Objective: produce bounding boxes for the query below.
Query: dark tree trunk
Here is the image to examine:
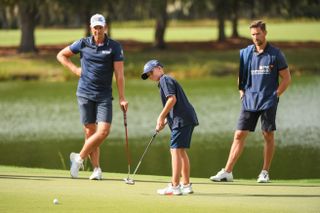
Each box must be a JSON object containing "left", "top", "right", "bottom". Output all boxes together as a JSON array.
[
  {"left": 154, "top": 0, "right": 168, "bottom": 49},
  {"left": 106, "top": 0, "right": 116, "bottom": 37},
  {"left": 231, "top": 0, "right": 239, "bottom": 38},
  {"left": 217, "top": 16, "right": 225, "bottom": 42},
  {"left": 217, "top": 0, "right": 226, "bottom": 42},
  {"left": 106, "top": 17, "right": 112, "bottom": 38},
  {"left": 249, "top": 0, "right": 256, "bottom": 19},
  {"left": 18, "top": 1, "right": 38, "bottom": 53},
  {"left": 83, "top": 9, "right": 91, "bottom": 37},
  {"left": 0, "top": 3, "right": 8, "bottom": 29}
]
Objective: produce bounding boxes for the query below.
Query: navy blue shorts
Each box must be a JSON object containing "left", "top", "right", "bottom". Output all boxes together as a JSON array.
[
  {"left": 77, "top": 96, "right": 112, "bottom": 125},
  {"left": 237, "top": 104, "right": 277, "bottom": 132},
  {"left": 170, "top": 125, "right": 195, "bottom": 149}
]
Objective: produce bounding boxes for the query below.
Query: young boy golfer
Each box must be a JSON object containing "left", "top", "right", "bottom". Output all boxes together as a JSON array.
[{"left": 141, "top": 59, "right": 199, "bottom": 195}]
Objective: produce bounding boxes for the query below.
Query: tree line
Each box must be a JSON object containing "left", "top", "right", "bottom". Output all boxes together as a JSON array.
[{"left": 0, "top": 0, "right": 319, "bottom": 53}]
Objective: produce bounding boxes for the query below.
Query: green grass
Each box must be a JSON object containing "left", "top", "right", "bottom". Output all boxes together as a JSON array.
[
  {"left": 113, "top": 22, "right": 320, "bottom": 42},
  {"left": 0, "top": 166, "right": 319, "bottom": 213},
  {"left": 0, "top": 54, "right": 63, "bottom": 81},
  {"left": 0, "top": 48, "right": 319, "bottom": 81},
  {"left": 0, "top": 21, "right": 319, "bottom": 46}
]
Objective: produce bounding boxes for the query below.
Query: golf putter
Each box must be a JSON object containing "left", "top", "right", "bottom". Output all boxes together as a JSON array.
[
  {"left": 122, "top": 108, "right": 132, "bottom": 183},
  {"left": 124, "top": 130, "right": 158, "bottom": 185}
]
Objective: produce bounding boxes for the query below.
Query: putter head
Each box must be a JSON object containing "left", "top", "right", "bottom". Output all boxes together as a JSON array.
[{"left": 124, "top": 177, "right": 135, "bottom": 185}]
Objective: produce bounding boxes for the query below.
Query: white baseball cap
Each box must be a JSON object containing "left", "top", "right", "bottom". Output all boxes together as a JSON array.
[
  {"left": 141, "top": 59, "right": 163, "bottom": 80},
  {"left": 90, "top": 14, "right": 106, "bottom": 27}
]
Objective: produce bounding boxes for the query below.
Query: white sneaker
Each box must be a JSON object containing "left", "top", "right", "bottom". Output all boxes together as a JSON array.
[
  {"left": 180, "top": 183, "right": 194, "bottom": 194},
  {"left": 157, "top": 183, "right": 182, "bottom": 195},
  {"left": 89, "top": 167, "right": 102, "bottom": 180},
  {"left": 70, "top": 152, "right": 84, "bottom": 178},
  {"left": 209, "top": 168, "right": 233, "bottom": 182},
  {"left": 257, "top": 170, "right": 270, "bottom": 183}
]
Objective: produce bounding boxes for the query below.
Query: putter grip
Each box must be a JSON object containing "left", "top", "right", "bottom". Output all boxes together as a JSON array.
[
  {"left": 154, "top": 130, "right": 158, "bottom": 137},
  {"left": 123, "top": 111, "right": 127, "bottom": 126}
]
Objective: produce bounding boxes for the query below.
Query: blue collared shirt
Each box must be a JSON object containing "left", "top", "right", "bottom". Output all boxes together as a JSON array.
[
  {"left": 159, "top": 75, "right": 199, "bottom": 130},
  {"left": 241, "top": 43, "right": 288, "bottom": 111},
  {"left": 69, "top": 35, "right": 124, "bottom": 101}
]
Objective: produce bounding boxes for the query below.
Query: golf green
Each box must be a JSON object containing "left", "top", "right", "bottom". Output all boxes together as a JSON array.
[{"left": 0, "top": 166, "right": 319, "bottom": 213}]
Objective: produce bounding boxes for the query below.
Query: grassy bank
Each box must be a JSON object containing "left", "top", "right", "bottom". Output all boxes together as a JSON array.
[
  {"left": 0, "top": 166, "right": 319, "bottom": 213},
  {"left": 0, "top": 48, "right": 319, "bottom": 81}
]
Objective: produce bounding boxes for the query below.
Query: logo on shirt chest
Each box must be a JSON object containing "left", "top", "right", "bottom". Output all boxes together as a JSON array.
[
  {"left": 101, "top": 49, "right": 112, "bottom": 54},
  {"left": 251, "top": 65, "right": 273, "bottom": 75},
  {"left": 259, "top": 65, "right": 270, "bottom": 72}
]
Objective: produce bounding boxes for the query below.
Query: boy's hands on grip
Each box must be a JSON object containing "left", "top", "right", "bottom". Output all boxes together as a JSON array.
[{"left": 156, "top": 117, "right": 167, "bottom": 132}]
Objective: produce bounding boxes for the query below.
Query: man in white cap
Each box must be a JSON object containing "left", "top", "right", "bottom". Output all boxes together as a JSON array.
[{"left": 57, "top": 14, "right": 128, "bottom": 180}]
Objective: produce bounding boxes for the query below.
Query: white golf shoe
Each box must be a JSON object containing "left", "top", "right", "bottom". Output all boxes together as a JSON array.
[
  {"left": 89, "top": 167, "right": 102, "bottom": 180},
  {"left": 209, "top": 168, "right": 233, "bottom": 182},
  {"left": 180, "top": 183, "right": 194, "bottom": 194},
  {"left": 257, "top": 170, "right": 270, "bottom": 183},
  {"left": 157, "top": 183, "right": 182, "bottom": 195},
  {"left": 70, "top": 152, "right": 84, "bottom": 178}
]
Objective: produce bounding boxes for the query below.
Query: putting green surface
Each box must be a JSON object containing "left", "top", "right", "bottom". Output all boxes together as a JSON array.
[{"left": 0, "top": 166, "right": 319, "bottom": 213}]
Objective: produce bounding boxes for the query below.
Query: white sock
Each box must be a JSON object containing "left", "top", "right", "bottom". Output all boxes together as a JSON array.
[
  {"left": 76, "top": 154, "right": 83, "bottom": 163},
  {"left": 94, "top": 167, "right": 101, "bottom": 172}
]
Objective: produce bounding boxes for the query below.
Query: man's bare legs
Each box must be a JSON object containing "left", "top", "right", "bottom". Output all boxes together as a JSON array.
[
  {"left": 261, "top": 131, "right": 275, "bottom": 172},
  {"left": 83, "top": 123, "right": 100, "bottom": 168},
  {"left": 211, "top": 130, "right": 275, "bottom": 182},
  {"left": 224, "top": 130, "right": 249, "bottom": 172},
  {"left": 80, "top": 122, "right": 111, "bottom": 164}
]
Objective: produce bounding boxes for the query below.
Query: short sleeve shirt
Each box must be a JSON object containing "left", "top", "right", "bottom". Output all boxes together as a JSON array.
[
  {"left": 69, "top": 35, "right": 124, "bottom": 101},
  {"left": 159, "top": 75, "right": 199, "bottom": 130},
  {"left": 242, "top": 43, "right": 288, "bottom": 111}
]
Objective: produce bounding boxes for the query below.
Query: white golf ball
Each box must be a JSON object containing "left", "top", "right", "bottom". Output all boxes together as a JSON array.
[{"left": 53, "top": 198, "right": 59, "bottom": 205}]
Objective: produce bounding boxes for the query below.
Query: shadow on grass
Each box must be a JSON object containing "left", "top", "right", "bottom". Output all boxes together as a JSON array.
[
  {"left": 1, "top": 174, "right": 319, "bottom": 189},
  {"left": 195, "top": 181, "right": 320, "bottom": 188},
  {"left": 192, "top": 192, "right": 320, "bottom": 198},
  {"left": 0, "top": 174, "right": 167, "bottom": 184},
  {"left": 194, "top": 192, "right": 320, "bottom": 198}
]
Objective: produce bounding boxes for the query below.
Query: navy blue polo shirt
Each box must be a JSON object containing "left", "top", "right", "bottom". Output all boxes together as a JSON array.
[
  {"left": 69, "top": 35, "right": 124, "bottom": 101},
  {"left": 241, "top": 43, "right": 288, "bottom": 111},
  {"left": 158, "top": 75, "right": 199, "bottom": 130}
]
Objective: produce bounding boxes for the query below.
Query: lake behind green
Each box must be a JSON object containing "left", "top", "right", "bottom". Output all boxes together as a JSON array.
[{"left": 0, "top": 76, "right": 319, "bottom": 179}]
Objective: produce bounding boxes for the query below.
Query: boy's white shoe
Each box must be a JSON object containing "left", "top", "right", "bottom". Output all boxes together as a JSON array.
[
  {"left": 209, "top": 168, "right": 233, "bottom": 182},
  {"left": 257, "top": 170, "right": 270, "bottom": 183},
  {"left": 70, "top": 152, "right": 84, "bottom": 178},
  {"left": 89, "top": 167, "right": 102, "bottom": 180},
  {"left": 157, "top": 183, "right": 182, "bottom": 195},
  {"left": 180, "top": 183, "right": 194, "bottom": 194}
]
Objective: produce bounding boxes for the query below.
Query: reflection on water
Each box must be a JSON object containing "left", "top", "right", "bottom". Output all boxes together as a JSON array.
[{"left": 0, "top": 135, "right": 319, "bottom": 179}]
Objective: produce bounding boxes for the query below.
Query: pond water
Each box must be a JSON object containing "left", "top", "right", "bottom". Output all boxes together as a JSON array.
[{"left": 0, "top": 76, "right": 319, "bottom": 179}]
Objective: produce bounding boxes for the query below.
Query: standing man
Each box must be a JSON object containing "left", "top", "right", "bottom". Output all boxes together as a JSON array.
[
  {"left": 57, "top": 14, "right": 128, "bottom": 180},
  {"left": 210, "top": 20, "right": 291, "bottom": 183}
]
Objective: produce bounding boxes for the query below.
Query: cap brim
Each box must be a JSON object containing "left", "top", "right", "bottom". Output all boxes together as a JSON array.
[{"left": 141, "top": 73, "right": 149, "bottom": 80}]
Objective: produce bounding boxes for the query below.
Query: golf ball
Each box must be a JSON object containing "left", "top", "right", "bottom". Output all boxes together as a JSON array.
[{"left": 53, "top": 198, "right": 59, "bottom": 205}]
